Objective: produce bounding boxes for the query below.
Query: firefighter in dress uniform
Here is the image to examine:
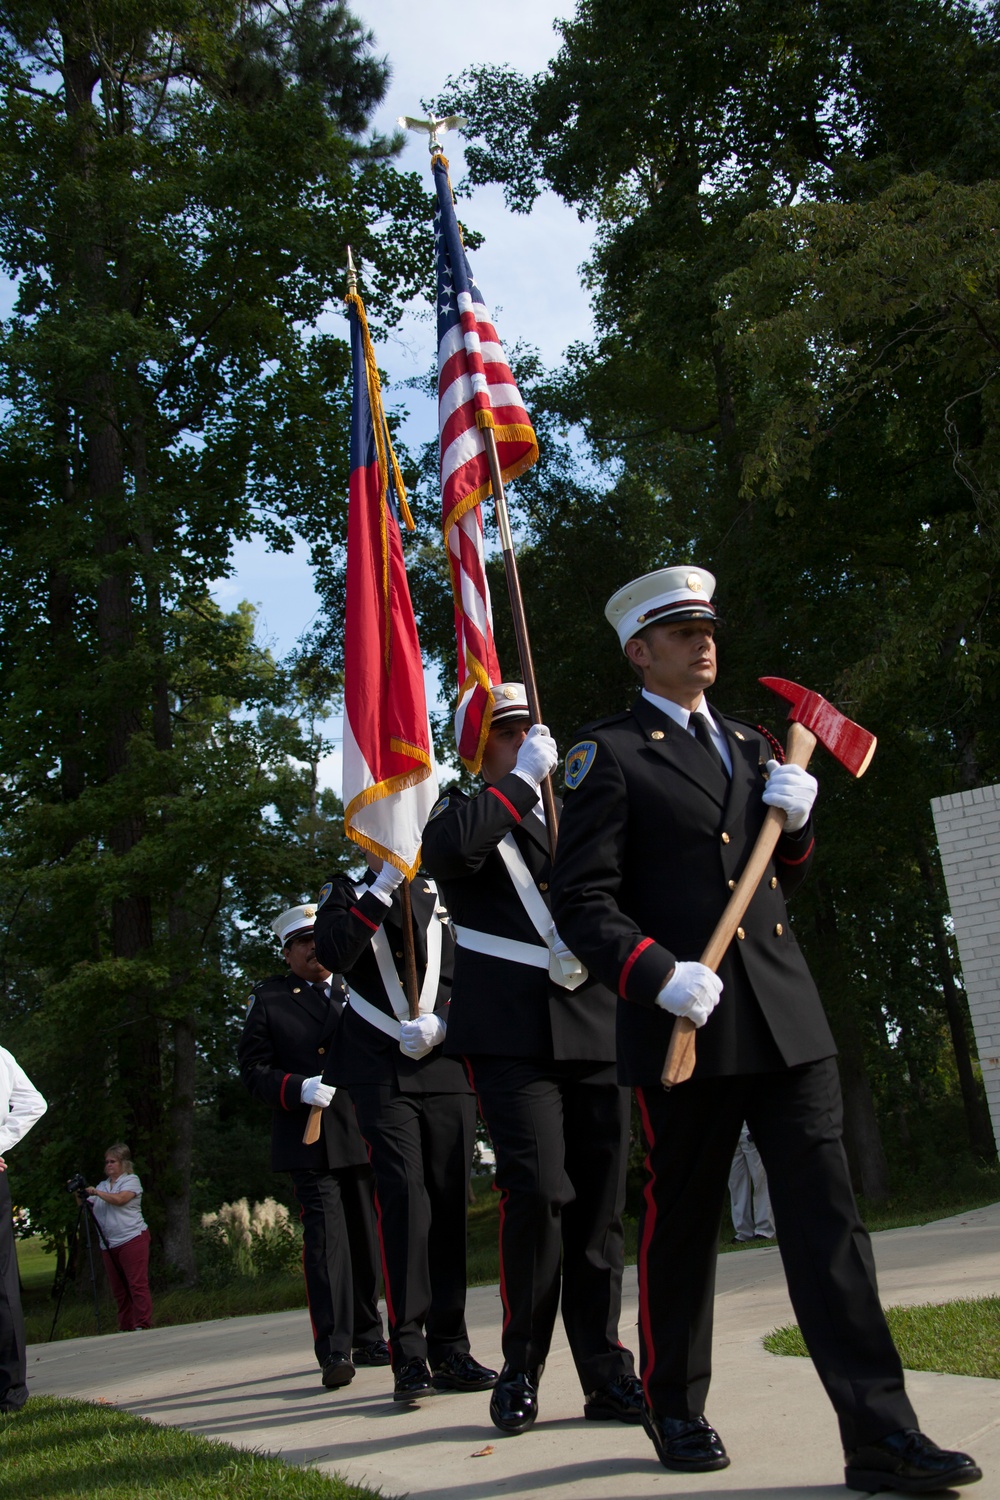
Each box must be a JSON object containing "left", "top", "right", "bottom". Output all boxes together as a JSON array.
[
  {"left": 548, "top": 566, "right": 981, "bottom": 1494},
  {"left": 421, "top": 683, "right": 641, "bottom": 1436},
  {"left": 312, "top": 859, "right": 497, "bottom": 1403},
  {"left": 238, "top": 904, "right": 388, "bottom": 1389}
]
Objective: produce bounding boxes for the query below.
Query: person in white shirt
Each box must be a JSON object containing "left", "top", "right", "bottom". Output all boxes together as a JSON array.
[
  {"left": 0, "top": 1046, "right": 47, "bottom": 1410},
  {"left": 86, "top": 1143, "right": 152, "bottom": 1331}
]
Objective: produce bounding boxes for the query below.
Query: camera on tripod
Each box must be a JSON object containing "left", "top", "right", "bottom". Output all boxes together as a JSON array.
[{"left": 66, "top": 1172, "right": 88, "bottom": 1195}]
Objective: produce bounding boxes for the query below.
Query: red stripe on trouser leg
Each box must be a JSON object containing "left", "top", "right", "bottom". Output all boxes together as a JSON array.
[
  {"left": 360, "top": 1132, "right": 396, "bottom": 1335},
  {"left": 464, "top": 1059, "right": 511, "bottom": 1336},
  {"left": 634, "top": 1086, "right": 659, "bottom": 1410},
  {"left": 292, "top": 1190, "right": 319, "bottom": 1346}
]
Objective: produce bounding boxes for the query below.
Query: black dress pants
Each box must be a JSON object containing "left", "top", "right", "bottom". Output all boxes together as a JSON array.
[
  {"left": 467, "top": 1055, "right": 635, "bottom": 1392},
  {"left": 352, "top": 1083, "right": 476, "bottom": 1367},
  {"left": 0, "top": 1172, "right": 27, "bottom": 1411},
  {"left": 635, "top": 1057, "right": 918, "bottom": 1449},
  {"left": 289, "top": 1164, "right": 382, "bottom": 1367}
]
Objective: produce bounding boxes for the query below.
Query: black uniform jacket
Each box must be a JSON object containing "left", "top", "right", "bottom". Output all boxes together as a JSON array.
[
  {"left": 549, "top": 695, "right": 837, "bottom": 1085},
  {"left": 313, "top": 872, "right": 470, "bottom": 1094},
  {"left": 238, "top": 972, "right": 370, "bottom": 1171},
  {"left": 421, "top": 771, "right": 618, "bottom": 1063}
]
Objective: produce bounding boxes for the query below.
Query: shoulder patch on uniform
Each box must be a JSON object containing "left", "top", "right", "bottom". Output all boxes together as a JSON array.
[
  {"left": 316, "top": 881, "right": 333, "bottom": 908},
  {"left": 246, "top": 992, "right": 255, "bottom": 1012},
  {"left": 428, "top": 795, "right": 450, "bottom": 819},
  {"left": 565, "top": 740, "right": 597, "bottom": 789}
]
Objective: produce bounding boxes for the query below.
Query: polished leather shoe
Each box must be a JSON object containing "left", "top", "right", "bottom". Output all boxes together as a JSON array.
[
  {"left": 844, "top": 1428, "right": 982, "bottom": 1493},
  {"left": 489, "top": 1363, "right": 541, "bottom": 1434},
  {"left": 321, "top": 1355, "right": 355, "bottom": 1389},
  {"left": 642, "top": 1410, "right": 730, "bottom": 1472},
  {"left": 392, "top": 1357, "right": 434, "bottom": 1402},
  {"left": 584, "top": 1373, "right": 644, "bottom": 1423},
  {"left": 352, "top": 1338, "right": 391, "bottom": 1367},
  {"left": 431, "top": 1352, "right": 498, "bottom": 1391}
]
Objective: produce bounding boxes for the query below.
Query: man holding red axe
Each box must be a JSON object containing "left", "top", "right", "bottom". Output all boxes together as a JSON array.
[{"left": 550, "top": 565, "right": 981, "bottom": 1494}]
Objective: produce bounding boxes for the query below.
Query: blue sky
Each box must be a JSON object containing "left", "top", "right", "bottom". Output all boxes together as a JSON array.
[{"left": 211, "top": 0, "right": 594, "bottom": 791}]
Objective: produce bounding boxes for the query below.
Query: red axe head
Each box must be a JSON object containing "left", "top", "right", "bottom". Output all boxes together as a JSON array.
[{"left": 760, "top": 677, "right": 876, "bottom": 777}]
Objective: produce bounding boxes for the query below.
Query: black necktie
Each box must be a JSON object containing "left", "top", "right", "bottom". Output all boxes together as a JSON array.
[{"left": 691, "top": 713, "right": 729, "bottom": 778}]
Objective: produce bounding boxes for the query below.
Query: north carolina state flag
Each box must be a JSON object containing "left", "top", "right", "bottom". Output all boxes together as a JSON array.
[{"left": 342, "top": 290, "right": 437, "bottom": 877}]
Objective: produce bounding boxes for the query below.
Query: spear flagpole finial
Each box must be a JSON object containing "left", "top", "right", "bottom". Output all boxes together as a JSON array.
[
  {"left": 346, "top": 245, "right": 358, "bottom": 295},
  {"left": 397, "top": 112, "right": 467, "bottom": 154}
]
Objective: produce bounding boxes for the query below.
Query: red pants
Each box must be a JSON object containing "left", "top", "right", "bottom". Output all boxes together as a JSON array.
[{"left": 102, "top": 1229, "right": 152, "bottom": 1331}]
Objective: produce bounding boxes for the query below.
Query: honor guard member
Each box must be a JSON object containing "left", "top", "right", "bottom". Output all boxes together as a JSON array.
[
  {"left": 549, "top": 566, "right": 981, "bottom": 1493},
  {"left": 238, "top": 904, "right": 388, "bottom": 1389},
  {"left": 422, "top": 683, "right": 641, "bottom": 1436},
  {"left": 313, "top": 859, "right": 497, "bottom": 1403}
]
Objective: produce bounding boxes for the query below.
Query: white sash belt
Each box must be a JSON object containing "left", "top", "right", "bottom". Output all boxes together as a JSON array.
[
  {"left": 452, "top": 835, "right": 588, "bottom": 991},
  {"left": 347, "top": 880, "right": 443, "bottom": 1039},
  {"left": 453, "top": 925, "right": 550, "bottom": 968}
]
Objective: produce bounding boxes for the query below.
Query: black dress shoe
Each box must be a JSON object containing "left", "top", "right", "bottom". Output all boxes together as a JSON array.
[
  {"left": 844, "top": 1428, "right": 982, "bottom": 1493},
  {"left": 489, "top": 1363, "right": 541, "bottom": 1434},
  {"left": 642, "top": 1410, "right": 730, "bottom": 1472},
  {"left": 352, "top": 1338, "right": 391, "bottom": 1366},
  {"left": 584, "top": 1373, "right": 644, "bottom": 1423},
  {"left": 392, "top": 1357, "right": 434, "bottom": 1402},
  {"left": 431, "top": 1352, "right": 498, "bottom": 1391},
  {"left": 321, "top": 1355, "right": 355, "bottom": 1389}
]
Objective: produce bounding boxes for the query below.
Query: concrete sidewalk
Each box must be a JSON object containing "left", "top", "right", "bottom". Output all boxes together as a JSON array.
[{"left": 27, "top": 1203, "right": 1000, "bottom": 1499}]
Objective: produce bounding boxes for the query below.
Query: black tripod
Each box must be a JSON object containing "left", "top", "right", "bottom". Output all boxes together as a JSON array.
[{"left": 49, "top": 1197, "right": 112, "bottom": 1341}]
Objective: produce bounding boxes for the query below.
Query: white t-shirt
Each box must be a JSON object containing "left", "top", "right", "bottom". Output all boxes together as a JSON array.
[
  {"left": 89, "top": 1173, "right": 147, "bottom": 1248},
  {"left": 0, "top": 1046, "right": 47, "bottom": 1156}
]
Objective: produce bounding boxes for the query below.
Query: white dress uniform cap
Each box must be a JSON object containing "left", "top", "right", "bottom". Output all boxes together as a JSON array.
[
  {"left": 489, "top": 682, "right": 530, "bottom": 723},
  {"left": 605, "top": 565, "right": 717, "bottom": 651},
  {"left": 271, "top": 904, "right": 318, "bottom": 947}
]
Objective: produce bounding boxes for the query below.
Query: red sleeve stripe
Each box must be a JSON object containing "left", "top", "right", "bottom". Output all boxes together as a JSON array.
[
  {"left": 619, "top": 938, "right": 654, "bottom": 998},
  {"left": 350, "top": 904, "right": 380, "bottom": 932},
  {"left": 486, "top": 786, "right": 522, "bottom": 820},
  {"left": 777, "top": 837, "right": 815, "bottom": 867},
  {"left": 280, "top": 1074, "right": 293, "bottom": 1110}
]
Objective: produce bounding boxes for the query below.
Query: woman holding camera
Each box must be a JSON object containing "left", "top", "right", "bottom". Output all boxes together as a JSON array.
[{"left": 87, "top": 1143, "right": 152, "bottom": 1331}]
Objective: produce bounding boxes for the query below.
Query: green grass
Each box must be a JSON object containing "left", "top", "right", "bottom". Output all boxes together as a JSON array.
[
  {"left": 16, "top": 1236, "right": 57, "bottom": 1291},
  {"left": 0, "top": 1396, "right": 384, "bottom": 1500},
  {"left": 764, "top": 1296, "right": 1000, "bottom": 1379}
]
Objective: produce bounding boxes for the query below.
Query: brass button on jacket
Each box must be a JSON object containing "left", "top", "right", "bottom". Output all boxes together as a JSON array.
[
  {"left": 318, "top": 1046, "right": 325, "bottom": 1055},
  {"left": 775, "top": 923, "right": 784, "bottom": 937},
  {"left": 770, "top": 876, "right": 778, "bottom": 889},
  {"left": 538, "top": 881, "right": 549, "bottom": 891},
  {"left": 728, "top": 879, "right": 736, "bottom": 890},
  {"left": 721, "top": 832, "right": 730, "bottom": 844},
  {"left": 736, "top": 926, "right": 746, "bottom": 940}
]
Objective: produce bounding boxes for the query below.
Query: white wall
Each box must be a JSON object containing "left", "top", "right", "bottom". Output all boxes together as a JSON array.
[{"left": 931, "top": 784, "right": 1000, "bottom": 1157}]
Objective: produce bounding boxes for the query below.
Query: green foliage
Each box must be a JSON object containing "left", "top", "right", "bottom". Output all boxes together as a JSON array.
[
  {"left": 196, "top": 1197, "right": 302, "bottom": 1284},
  {"left": 0, "top": 0, "right": 430, "bottom": 1272}
]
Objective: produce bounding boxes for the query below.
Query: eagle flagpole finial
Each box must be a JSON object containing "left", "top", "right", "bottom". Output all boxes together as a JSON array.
[{"left": 397, "top": 112, "right": 467, "bottom": 153}]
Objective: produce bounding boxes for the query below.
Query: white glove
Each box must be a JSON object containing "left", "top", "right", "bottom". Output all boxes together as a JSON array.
[
  {"left": 369, "top": 862, "right": 406, "bottom": 905},
  {"left": 762, "top": 760, "right": 817, "bottom": 833},
  {"left": 301, "top": 1076, "right": 335, "bottom": 1106},
  {"left": 399, "top": 1014, "right": 446, "bottom": 1059},
  {"left": 513, "top": 723, "right": 558, "bottom": 788},
  {"left": 655, "top": 962, "right": 723, "bottom": 1028}
]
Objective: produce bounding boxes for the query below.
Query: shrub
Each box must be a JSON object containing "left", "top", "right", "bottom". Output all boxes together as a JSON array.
[{"left": 197, "top": 1197, "right": 301, "bottom": 1285}]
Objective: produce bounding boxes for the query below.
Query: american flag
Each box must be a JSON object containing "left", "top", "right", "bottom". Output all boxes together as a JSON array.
[
  {"left": 432, "top": 152, "right": 538, "bottom": 774},
  {"left": 342, "top": 289, "right": 438, "bottom": 878}
]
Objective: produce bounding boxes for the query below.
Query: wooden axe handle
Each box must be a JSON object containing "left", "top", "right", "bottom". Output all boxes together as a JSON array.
[
  {"left": 303, "top": 1105, "right": 323, "bottom": 1146},
  {"left": 660, "top": 720, "right": 818, "bottom": 1088}
]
